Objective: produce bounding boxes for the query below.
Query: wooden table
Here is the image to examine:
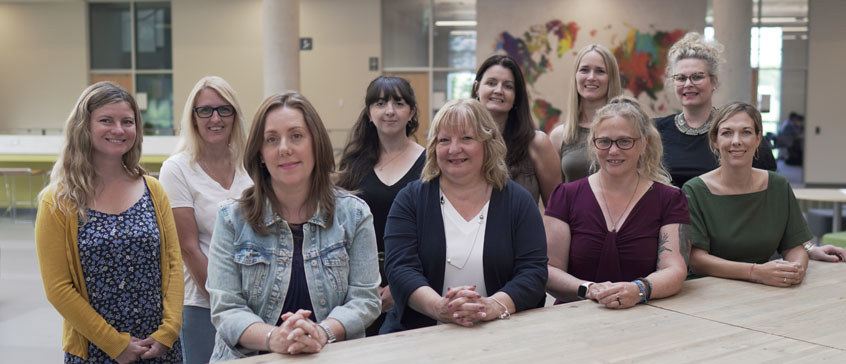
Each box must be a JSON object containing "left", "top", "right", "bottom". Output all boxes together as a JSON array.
[
  {"left": 793, "top": 188, "right": 846, "bottom": 232},
  {"left": 226, "top": 261, "right": 846, "bottom": 363}
]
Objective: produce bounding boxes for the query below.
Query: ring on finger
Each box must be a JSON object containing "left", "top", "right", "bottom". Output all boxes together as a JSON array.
[
  {"left": 616, "top": 297, "right": 622, "bottom": 305},
  {"left": 783, "top": 277, "right": 787, "bottom": 283}
]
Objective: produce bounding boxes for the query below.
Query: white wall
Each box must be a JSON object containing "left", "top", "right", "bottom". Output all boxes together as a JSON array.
[
  {"left": 805, "top": 0, "right": 846, "bottom": 186},
  {"left": 0, "top": 2, "right": 87, "bottom": 132},
  {"left": 299, "top": 0, "right": 381, "bottom": 137},
  {"left": 171, "top": 0, "right": 263, "bottom": 132}
]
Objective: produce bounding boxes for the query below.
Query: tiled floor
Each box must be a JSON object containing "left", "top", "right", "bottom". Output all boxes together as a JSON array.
[{"left": 0, "top": 210, "right": 63, "bottom": 363}]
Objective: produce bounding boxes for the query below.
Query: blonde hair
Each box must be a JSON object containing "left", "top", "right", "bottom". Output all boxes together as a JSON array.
[
  {"left": 562, "top": 44, "right": 623, "bottom": 145},
  {"left": 665, "top": 32, "right": 724, "bottom": 83},
  {"left": 44, "top": 81, "right": 146, "bottom": 221},
  {"left": 421, "top": 98, "right": 509, "bottom": 190},
  {"left": 239, "top": 92, "right": 337, "bottom": 235},
  {"left": 708, "top": 101, "right": 763, "bottom": 159},
  {"left": 174, "top": 76, "right": 248, "bottom": 170},
  {"left": 588, "top": 96, "right": 672, "bottom": 185}
]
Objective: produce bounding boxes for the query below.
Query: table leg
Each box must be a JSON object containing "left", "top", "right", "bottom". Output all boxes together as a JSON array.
[{"left": 834, "top": 202, "right": 842, "bottom": 233}]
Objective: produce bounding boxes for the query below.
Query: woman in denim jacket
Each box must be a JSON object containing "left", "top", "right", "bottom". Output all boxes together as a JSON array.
[{"left": 207, "top": 92, "right": 381, "bottom": 361}]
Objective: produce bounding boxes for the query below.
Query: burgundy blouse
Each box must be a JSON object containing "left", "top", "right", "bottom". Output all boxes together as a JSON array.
[{"left": 545, "top": 178, "right": 690, "bottom": 283}]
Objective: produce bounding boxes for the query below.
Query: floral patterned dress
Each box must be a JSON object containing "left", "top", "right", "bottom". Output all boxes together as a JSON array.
[{"left": 66, "top": 182, "right": 182, "bottom": 363}]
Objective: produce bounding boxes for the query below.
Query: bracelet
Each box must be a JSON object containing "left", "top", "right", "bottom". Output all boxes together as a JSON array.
[
  {"left": 490, "top": 297, "right": 511, "bottom": 319},
  {"left": 318, "top": 321, "right": 337, "bottom": 343},
  {"left": 803, "top": 241, "right": 814, "bottom": 253},
  {"left": 749, "top": 263, "right": 756, "bottom": 280},
  {"left": 633, "top": 280, "right": 646, "bottom": 304},
  {"left": 265, "top": 327, "right": 275, "bottom": 353},
  {"left": 636, "top": 277, "right": 652, "bottom": 301}
]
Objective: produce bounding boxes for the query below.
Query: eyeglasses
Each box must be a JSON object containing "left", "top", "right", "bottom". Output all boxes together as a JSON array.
[
  {"left": 194, "top": 105, "right": 235, "bottom": 118},
  {"left": 672, "top": 72, "right": 709, "bottom": 85},
  {"left": 593, "top": 137, "right": 639, "bottom": 150}
]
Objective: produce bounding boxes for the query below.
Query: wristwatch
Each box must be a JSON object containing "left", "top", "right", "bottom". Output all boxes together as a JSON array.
[
  {"left": 577, "top": 281, "right": 594, "bottom": 299},
  {"left": 318, "top": 321, "right": 337, "bottom": 343}
]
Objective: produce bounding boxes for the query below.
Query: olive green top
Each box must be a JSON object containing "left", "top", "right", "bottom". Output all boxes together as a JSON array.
[
  {"left": 682, "top": 171, "right": 812, "bottom": 264},
  {"left": 560, "top": 126, "right": 592, "bottom": 183}
]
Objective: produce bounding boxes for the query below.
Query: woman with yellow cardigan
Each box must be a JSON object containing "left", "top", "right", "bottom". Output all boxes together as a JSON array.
[{"left": 35, "top": 81, "right": 183, "bottom": 363}]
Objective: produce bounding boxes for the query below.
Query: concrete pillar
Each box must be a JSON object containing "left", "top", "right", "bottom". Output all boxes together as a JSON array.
[
  {"left": 712, "top": 0, "right": 752, "bottom": 106},
  {"left": 262, "top": 0, "right": 300, "bottom": 97}
]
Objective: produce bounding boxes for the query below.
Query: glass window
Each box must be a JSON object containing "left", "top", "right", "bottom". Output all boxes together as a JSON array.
[
  {"left": 382, "top": 0, "right": 430, "bottom": 68},
  {"left": 137, "top": 74, "right": 174, "bottom": 135},
  {"left": 89, "top": 3, "right": 131, "bottom": 69},
  {"left": 433, "top": 0, "right": 476, "bottom": 68},
  {"left": 135, "top": 2, "right": 172, "bottom": 69}
]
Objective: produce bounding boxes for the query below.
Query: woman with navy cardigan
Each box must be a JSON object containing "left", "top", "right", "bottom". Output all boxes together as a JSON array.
[{"left": 381, "top": 98, "right": 547, "bottom": 333}]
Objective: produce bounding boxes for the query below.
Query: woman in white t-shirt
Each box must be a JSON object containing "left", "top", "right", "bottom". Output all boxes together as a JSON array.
[{"left": 159, "top": 76, "right": 253, "bottom": 364}]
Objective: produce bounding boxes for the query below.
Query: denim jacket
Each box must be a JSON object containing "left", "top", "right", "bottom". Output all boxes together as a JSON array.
[{"left": 207, "top": 191, "right": 381, "bottom": 361}]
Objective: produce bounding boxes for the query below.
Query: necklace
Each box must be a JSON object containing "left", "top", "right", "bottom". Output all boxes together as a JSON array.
[
  {"left": 440, "top": 189, "right": 488, "bottom": 270},
  {"left": 598, "top": 173, "right": 640, "bottom": 232},
  {"left": 377, "top": 141, "right": 410, "bottom": 172},
  {"left": 674, "top": 107, "right": 717, "bottom": 136}
]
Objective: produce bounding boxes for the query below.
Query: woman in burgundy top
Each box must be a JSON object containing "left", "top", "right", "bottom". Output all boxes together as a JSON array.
[{"left": 544, "top": 96, "right": 690, "bottom": 309}]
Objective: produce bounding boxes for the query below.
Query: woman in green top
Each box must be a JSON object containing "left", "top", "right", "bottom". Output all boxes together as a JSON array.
[{"left": 684, "top": 102, "right": 845, "bottom": 287}]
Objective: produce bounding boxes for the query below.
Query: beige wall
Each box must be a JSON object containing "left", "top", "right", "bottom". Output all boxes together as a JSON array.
[
  {"left": 300, "top": 0, "right": 380, "bottom": 147},
  {"left": 805, "top": 0, "right": 846, "bottom": 185},
  {"left": 172, "top": 0, "right": 263, "bottom": 132},
  {"left": 0, "top": 2, "right": 87, "bottom": 132}
]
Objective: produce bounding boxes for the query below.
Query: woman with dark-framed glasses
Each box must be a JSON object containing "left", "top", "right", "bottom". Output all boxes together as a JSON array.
[
  {"left": 159, "top": 76, "right": 253, "bottom": 364},
  {"left": 654, "top": 32, "right": 776, "bottom": 187},
  {"left": 544, "top": 96, "right": 689, "bottom": 309}
]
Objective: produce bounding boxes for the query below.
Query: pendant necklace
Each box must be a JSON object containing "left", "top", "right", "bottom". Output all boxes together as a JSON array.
[
  {"left": 377, "top": 141, "right": 410, "bottom": 172},
  {"left": 598, "top": 173, "right": 640, "bottom": 232},
  {"left": 441, "top": 189, "right": 487, "bottom": 270}
]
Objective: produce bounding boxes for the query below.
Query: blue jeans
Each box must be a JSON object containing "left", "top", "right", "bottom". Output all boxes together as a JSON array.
[{"left": 180, "top": 305, "right": 216, "bottom": 364}]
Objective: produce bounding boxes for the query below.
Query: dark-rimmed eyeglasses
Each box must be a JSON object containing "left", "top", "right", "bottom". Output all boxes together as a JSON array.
[
  {"left": 194, "top": 105, "right": 235, "bottom": 118},
  {"left": 671, "top": 72, "right": 709, "bottom": 85},
  {"left": 593, "top": 137, "right": 639, "bottom": 150}
]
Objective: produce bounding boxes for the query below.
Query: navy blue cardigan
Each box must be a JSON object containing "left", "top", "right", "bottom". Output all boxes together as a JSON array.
[{"left": 381, "top": 178, "right": 548, "bottom": 333}]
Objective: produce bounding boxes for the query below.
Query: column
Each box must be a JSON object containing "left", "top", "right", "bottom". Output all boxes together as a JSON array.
[
  {"left": 712, "top": 0, "right": 752, "bottom": 106},
  {"left": 262, "top": 0, "right": 300, "bottom": 96}
]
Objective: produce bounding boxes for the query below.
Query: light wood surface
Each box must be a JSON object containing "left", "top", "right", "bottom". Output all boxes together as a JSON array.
[
  {"left": 793, "top": 188, "right": 846, "bottom": 203},
  {"left": 224, "top": 262, "right": 846, "bottom": 363}
]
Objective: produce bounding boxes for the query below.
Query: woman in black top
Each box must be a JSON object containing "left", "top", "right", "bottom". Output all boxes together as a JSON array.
[
  {"left": 337, "top": 76, "right": 425, "bottom": 335},
  {"left": 655, "top": 32, "right": 776, "bottom": 187}
]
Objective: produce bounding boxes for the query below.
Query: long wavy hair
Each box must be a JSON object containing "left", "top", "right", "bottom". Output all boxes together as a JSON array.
[
  {"left": 336, "top": 76, "right": 419, "bottom": 189},
  {"left": 44, "top": 81, "right": 146, "bottom": 222},
  {"left": 587, "top": 96, "right": 672, "bottom": 186},
  {"left": 562, "top": 44, "right": 622, "bottom": 145},
  {"left": 174, "top": 76, "right": 248, "bottom": 171},
  {"left": 471, "top": 54, "right": 535, "bottom": 171},
  {"left": 239, "top": 92, "right": 337, "bottom": 235},
  {"left": 421, "top": 98, "right": 509, "bottom": 190}
]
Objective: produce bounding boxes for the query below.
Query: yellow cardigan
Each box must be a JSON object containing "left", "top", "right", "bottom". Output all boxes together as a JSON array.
[{"left": 35, "top": 175, "right": 183, "bottom": 360}]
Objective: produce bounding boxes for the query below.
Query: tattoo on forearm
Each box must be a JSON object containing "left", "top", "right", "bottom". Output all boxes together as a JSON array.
[
  {"left": 678, "top": 224, "right": 692, "bottom": 267},
  {"left": 656, "top": 232, "right": 671, "bottom": 265}
]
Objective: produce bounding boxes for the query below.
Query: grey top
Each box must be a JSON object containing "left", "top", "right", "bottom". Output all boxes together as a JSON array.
[{"left": 560, "top": 126, "right": 592, "bottom": 183}]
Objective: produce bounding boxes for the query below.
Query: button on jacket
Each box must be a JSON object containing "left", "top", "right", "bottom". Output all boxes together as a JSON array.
[{"left": 207, "top": 191, "right": 381, "bottom": 361}]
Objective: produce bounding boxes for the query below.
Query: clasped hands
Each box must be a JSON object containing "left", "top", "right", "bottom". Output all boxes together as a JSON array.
[
  {"left": 267, "top": 309, "right": 329, "bottom": 355},
  {"left": 115, "top": 336, "right": 168, "bottom": 364},
  {"left": 751, "top": 260, "right": 805, "bottom": 287},
  {"left": 586, "top": 282, "right": 641, "bottom": 309},
  {"left": 433, "top": 285, "right": 502, "bottom": 327}
]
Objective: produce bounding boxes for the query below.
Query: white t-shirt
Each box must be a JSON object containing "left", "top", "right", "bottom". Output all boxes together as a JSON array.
[{"left": 159, "top": 152, "right": 253, "bottom": 308}]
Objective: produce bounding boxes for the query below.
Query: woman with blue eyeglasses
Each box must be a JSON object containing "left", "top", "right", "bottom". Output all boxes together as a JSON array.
[
  {"left": 159, "top": 76, "right": 253, "bottom": 364},
  {"left": 544, "top": 96, "right": 689, "bottom": 309},
  {"left": 206, "top": 92, "right": 380, "bottom": 361},
  {"left": 654, "top": 32, "right": 776, "bottom": 188}
]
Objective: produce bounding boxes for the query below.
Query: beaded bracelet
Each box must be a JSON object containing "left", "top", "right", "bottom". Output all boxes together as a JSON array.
[
  {"left": 633, "top": 280, "right": 647, "bottom": 304},
  {"left": 636, "top": 277, "right": 653, "bottom": 301}
]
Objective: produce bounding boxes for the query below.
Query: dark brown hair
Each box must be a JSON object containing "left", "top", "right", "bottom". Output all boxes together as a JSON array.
[{"left": 240, "top": 92, "right": 336, "bottom": 235}]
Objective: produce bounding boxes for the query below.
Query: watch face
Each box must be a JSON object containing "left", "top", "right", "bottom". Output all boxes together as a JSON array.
[{"left": 578, "top": 284, "right": 588, "bottom": 299}]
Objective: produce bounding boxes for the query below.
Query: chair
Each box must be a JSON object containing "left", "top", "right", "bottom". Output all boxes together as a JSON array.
[
  {"left": 805, "top": 207, "right": 846, "bottom": 239},
  {"left": 0, "top": 168, "right": 34, "bottom": 221},
  {"left": 822, "top": 232, "right": 846, "bottom": 249}
]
